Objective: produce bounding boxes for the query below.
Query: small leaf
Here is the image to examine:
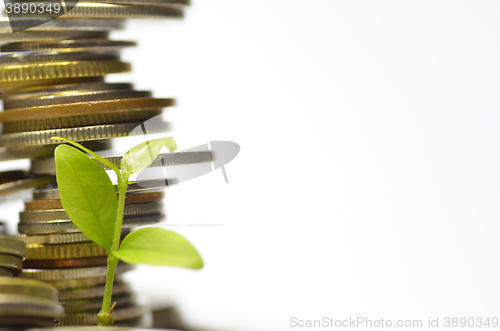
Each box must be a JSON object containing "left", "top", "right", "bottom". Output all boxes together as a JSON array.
[
  {"left": 113, "top": 227, "right": 203, "bottom": 269},
  {"left": 121, "top": 137, "right": 177, "bottom": 176},
  {"left": 54, "top": 145, "right": 117, "bottom": 251}
]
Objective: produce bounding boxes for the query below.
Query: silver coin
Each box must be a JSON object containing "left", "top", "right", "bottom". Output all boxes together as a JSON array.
[
  {"left": 19, "top": 201, "right": 163, "bottom": 222},
  {"left": 20, "top": 263, "right": 135, "bottom": 281},
  {"left": 0, "top": 294, "right": 64, "bottom": 318},
  {"left": 0, "top": 268, "right": 13, "bottom": 277},
  {"left": 0, "top": 17, "right": 124, "bottom": 32},
  {"left": 62, "top": 293, "right": 136, "bottom": 314},
  {"left": 18, "top": 213, "right": 164, "bottom": 235},
  {"left": 30, "top": 151, "right": 211, "bottom": 175},
  {"left": 33, "top": 179, "right": 168, "bottom": 199},
  {"left": 0, "top": 121, "right": 170, "bottom": 148}
]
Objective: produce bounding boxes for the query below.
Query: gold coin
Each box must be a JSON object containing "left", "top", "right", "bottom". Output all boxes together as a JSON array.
[
  {"left": 12, "top": 2, "right": 184, "bottom": 19},
  {"left": 0, "top": 255, "right": 23, "bottom": 273},
  {"left": 0, "top": 234, "right": 27, "bottom": 258},
  {"left": 0, "top": 60, "right": 130, "bottom": 83},
  {"left": 0, "top": 98, "right": 173, "bottom": 123},
  {"left": 1, "top": 39, "right": 136, "bottom": 53},
  {"left": 3, "top": 109, "right": 162, "bottom": 133},
  {"left": 0, "top": 76, "right": 104, "bottom": 91},
  {"left": 26, "top": 241, "right": 107, "bottom": 260},
  {"left": 0, "top": 276, "right": 59, "bottom": 301}
]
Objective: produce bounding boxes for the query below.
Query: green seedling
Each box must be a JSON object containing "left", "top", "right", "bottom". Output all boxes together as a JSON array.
[{"left": 50, "top": 136, "right": 203, "bottom": 326}]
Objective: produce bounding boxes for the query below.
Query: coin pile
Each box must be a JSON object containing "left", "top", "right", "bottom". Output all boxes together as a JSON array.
[
  {"left": 0, "top": 236, "right": 65, "bottom": 327},
  {"left": 0, "top": 1, "right": 207, "bottom": 328},
  {"left": 17, "top": 186, "right": 170, "bottom": 326}
]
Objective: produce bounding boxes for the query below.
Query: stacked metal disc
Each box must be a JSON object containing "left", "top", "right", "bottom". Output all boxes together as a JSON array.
[
  {"left": 16, "top": 188, "right": 168, "bottom": 326},
  {"left": 0, "top": 236, "right": 64, "bottom": 327},
  {"left": 0, "top": 0, "right": 206, "bottom": 328}
]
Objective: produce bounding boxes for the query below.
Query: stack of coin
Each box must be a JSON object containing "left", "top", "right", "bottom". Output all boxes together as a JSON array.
[
  {"left": 0, "top": 234, "right": 26, "bottom": 277},
  {"left": 0, "top": 276, "right": 64, "bottom": 327},
  {"left": 17, "top": 183, "right": 169, "bottom": 326},
  {"left": 0, "top": 0, "right": 201, "bottom": 327},
  {"left": 0, "top": 236, "right": 64, "bottom": 327}
]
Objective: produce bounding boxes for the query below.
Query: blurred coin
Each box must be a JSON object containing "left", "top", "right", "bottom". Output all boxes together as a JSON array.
[
  {"left": 10, "top": 3, "right": 183, "bottom": 19},
  {"left": 0, "top": 268, "right": 13, "bottom": 277},
  {"left": 23, "top": 256, "right": 108, "bottom": 268},
  {"left": 18, "top": 213, "right": 164, "bottom": 235},
  {"left": 0, "top": 171, "right": 55, "bottom": 197},
  {"left": 59, "top": 281, "right": 130, "bottom": 301},
  {"left": 5, "top": 89, "right": 150, "bottom": 109},
  {"left": 0, "top": 17, "right": 124, "bottom": 31},
  {"left": 0, "top": 316, "right": 56, "bottom": 327},
  {"left": 0, "top": 294, "right": 64, "bottom": 318},
  {"left": 0, "top": 276, "right": 59, "bottom": 301},
  {"left": 1, "top": 39, "right": 136, "bottom": 53},
  {"left": 62, "top": 293, "right": 135, "bottom": 314},
  {"left": 59, "top": 304, "right": 144, "bottom": 325},
  {"left": 0, "top": 255, "right": 23, "bottom": 274},
  {"left": 0, "top": 51, "right": 119, "bottom": 64},
  {"left": 18, "top": 228, "right": 130, "bottom": 245},
  {"left": 0, "top": 121, "right": 169, "bottom": 148},
  {"left": 0, "top": 234, "right": 27, "bottom": 258},
  {"left": 47, "top": 274, "right": 121, "bottom": 291},
  {"left": 20, "top": 263, "right": 135, "bottom": 281}
]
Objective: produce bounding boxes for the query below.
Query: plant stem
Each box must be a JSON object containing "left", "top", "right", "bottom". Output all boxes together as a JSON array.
[{"left": 98, "top": 173, "right": 129, "bottom": 326}]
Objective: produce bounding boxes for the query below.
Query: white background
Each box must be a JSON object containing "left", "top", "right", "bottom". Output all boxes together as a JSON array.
[{"left": 2, "top": 1, "right": 500, "bottom": 330}]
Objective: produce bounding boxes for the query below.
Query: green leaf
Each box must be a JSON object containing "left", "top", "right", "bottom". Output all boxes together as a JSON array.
[
  {"left": 113, "top": 227, "right": 203, "bottom": 269},
  {"left": 120, "top": 137, "right": 177, "bottom": 176},
  {"left": 54, "top": 145, "right": 117, "bottom": 251}
]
